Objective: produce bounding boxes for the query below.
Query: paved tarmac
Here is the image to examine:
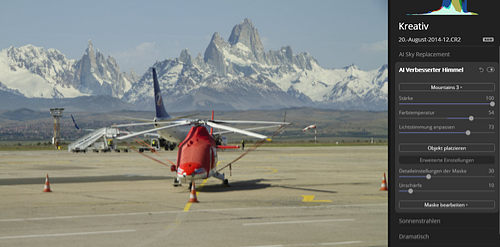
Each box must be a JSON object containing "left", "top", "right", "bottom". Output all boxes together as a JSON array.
[{"left": 0, "top": 146, "right": 387, "bottom": 247}]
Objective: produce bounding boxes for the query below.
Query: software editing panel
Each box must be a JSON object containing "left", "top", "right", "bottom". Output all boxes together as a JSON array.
[{"left": 389, "top": 0, "right": 500, "bottom": 246}]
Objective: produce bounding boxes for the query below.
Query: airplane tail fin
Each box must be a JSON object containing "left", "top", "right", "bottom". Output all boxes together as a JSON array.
[{"left": 152, "top": 68, "right": 170, "bottom": 119}]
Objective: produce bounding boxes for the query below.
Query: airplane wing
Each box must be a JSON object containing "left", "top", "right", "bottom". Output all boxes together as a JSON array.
[
  {"left": 119, "top": 117, "right": 153, "bottom": 122},
  {"left": 112, "top": 114, "right": 199, "bottom": 128},
  {"left": 112, "top": 122, "right": 159, "bottom": 127}
]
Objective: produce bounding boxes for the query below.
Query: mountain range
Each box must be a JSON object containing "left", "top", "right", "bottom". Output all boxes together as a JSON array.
[{"left": 0, "top": 18, "right": 387, "bottom": 112}]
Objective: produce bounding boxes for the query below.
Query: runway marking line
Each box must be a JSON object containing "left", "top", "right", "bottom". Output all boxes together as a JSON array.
[
  {"left": 256, "top": 166, "right": 278, "bottom": 174},
  {"left": 242, "top": 240, "right": 363, "bottom": 247},
  {"left": 0, "top": 203, "right": 385, "bottom": 222},
  {"left": 183, "top": 203, "right": 193, "bottom": 212},
  {"left": 302, "top": 195, "right": 332, "bottom": 203},
  {"left": 243, "top": 218, "right": 354, "bottom": 226},
  {"left": 180, "top": 160, "right": 218, "bottom": 212},
  {"left": 183, "top": 178, "right": 208, "bottom": 212},
  {"left": 0, "top": 229, "right": 136, "bottom": 240}
]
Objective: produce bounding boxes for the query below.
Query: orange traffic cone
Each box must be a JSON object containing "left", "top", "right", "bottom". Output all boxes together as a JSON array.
[
  {"left": 43, "top": 174, "right": 52, "bottom": 192},
  {"left": 379, "top": 173, "right": 388, "bottom": 191},
  {"left": 188, "top": 182, "right": 199, "bottom": 203}
]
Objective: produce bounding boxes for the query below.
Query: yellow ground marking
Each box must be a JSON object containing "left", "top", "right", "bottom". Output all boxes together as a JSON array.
[
  {"left": 256, "top": 166, "right": 278, "bottom": 174},
  {"left": 182, "top": 177, "right": 209, "bottom": 212},
  {"left": 183, "top": 203, "right": 192, "bottom": 212},
  {"left": 181, "top": 162, "right": 220, "bottom": 213},
  {"left": 199, "top": 179, "right": 208, "bottom": 187},
  {"left": 166, "top": 209, "right": 187, "bottom": 233},
  {"left": 302, "top": 195, "right": 332, "bottom": 203},
  {"left": 263, "top": 167, "right": 278, "bottom": 174}
]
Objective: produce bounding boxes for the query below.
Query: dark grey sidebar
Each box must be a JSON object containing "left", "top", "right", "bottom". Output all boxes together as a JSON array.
[{"left": 390, "top": 0, "right": 500, "bottom": 246}]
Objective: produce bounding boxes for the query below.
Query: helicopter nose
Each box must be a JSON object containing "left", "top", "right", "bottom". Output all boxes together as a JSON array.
[{"left": 178, "top": 162, "right": 202, "bottom": 176}]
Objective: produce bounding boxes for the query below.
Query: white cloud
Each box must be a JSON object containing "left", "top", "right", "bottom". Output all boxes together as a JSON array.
[
  {"left": 360, "top": 40, "right": 387, "bottom": 52},
  {"left": 112, "top": 42, "right": 162, "bottom": 73},
  {"left": 134, "top": 42, "right": 157, "bottom": 53}
]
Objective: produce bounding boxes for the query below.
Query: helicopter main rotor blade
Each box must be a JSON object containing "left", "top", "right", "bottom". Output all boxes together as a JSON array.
[
  {"left": 112, "top": 122, "right": 157, "bottom": 127},
  {"left": 217, "top": 125, "right": 287, "bottom": 172},
  {"left": 213, "top": 125, "right": 282, "bottom": 135},
  {"left": 206, "top": 122, "right": 268, "bottom": 139},
  {"left": 210, "top": 120, "right": 289, "bottom": 125},
  {"left": 116, "top": 120, "right": 190, "bottom": 140}
]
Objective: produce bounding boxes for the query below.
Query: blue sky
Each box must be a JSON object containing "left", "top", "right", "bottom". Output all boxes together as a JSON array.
[{"left": 0, "top": 0, "right": 387, "bottom": 73}]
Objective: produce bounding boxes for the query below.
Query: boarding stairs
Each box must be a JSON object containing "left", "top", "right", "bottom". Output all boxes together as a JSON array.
[{"left": 68, "top": 127, "right": 120, "bottom": 152}]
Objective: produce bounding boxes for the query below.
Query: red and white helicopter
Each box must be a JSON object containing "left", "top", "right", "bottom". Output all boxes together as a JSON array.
[
  {"left": 117, "top": 117, "right": 287, "bottom": 187},
  {"left": 113, "top": 68, "right": 289, "bottom": 187}
]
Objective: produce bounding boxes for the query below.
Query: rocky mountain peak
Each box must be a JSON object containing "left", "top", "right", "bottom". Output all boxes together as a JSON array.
[
  {"left": 344, "top": 64, "right": 359, "bottom": 71},
  {"left": 378, "top": 64, "right": 388, "bottom": 72},
  {"left": 1, "top": 19, "right": 388, "bottom": 111},
  {"left": 228, "top": 18, "right": 262, "bottom": 48},
  {"left": 72, "top": 41, "right": 133, "bottom": 98},
  {"left": 3, "top": 44, "right": 75, "bottom": 89},
  {"left": 85, "top": 40, "right": 95, "bottom": 56},
  {"left": 282, "top": 46, "right": 293, "bottom": 60},
  {"left": 1, "top": 42, "right": 135, "bottom": 100},
  {"left": 228, "top": 18, "right": 265, "bottom": 62},
  {"left": 210, "top": 32, "right": 226, "bottom": 47},
  {"left": 6, "top": 44, "right": 66, "bottom": 62},
  {"left": 179, "top": 48, "right": 192, "bottom": 66},
  {"left": 204, "top": 32, "right": 228, "bottom": 75}
]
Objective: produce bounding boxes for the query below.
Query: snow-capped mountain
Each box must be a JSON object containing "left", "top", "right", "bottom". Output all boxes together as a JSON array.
[
  {"left": 124, "top": 18, "right": 387, "bottom": 111},
  {"left": 0, "top": 41, "right": 134, "bottom": 99},
  {"left": 0, "top": 19, "right": 387, "bottom": 112}
]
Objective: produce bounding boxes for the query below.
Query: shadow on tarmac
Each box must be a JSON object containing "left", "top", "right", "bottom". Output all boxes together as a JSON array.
[
  {"left": 198, "top": 178, "right": 338, "bottom": 194},
  {"left": 198, "top": 179, "right": 272, "bottom": 192},
  {"left": 0, "top": 175, "right": 172, "bottom": 185}
]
